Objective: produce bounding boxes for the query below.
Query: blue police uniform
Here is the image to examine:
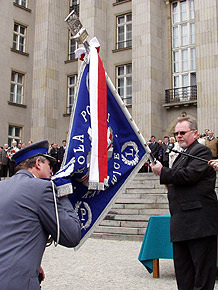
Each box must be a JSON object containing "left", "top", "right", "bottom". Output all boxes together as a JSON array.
[{"left": 0, "top": 140, "right": 81, "bottom": 290}]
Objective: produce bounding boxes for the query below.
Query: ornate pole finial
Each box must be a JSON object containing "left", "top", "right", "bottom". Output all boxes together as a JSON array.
[{"left": 65, "top": 10, "right": 90, "bottom": 53}]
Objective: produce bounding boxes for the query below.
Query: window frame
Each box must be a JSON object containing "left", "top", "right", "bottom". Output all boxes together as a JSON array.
[
  {"left": 8, "top": 125, "right": 22, "bottom": 147},
  {"left": 69, "top": 0, "right": 80, "bottom": 15},
  {"left": 113, "top": 0, "right": 132, "bottom": 6},
  {"left": 68, "top": 30, "right": 78, "bottom": 61},
  {"left": 14, "top": 0, "right": 28, "bottom": 8},
  {"left": 67, "top": 74, "right": 77, "bottom": 114},
  {"left": 116, "top": 12, "right": 132, "bottom": 50},
  {"left": 13, "top": 22, "right": 27, "bottom": 53},
  {"left": 171, "top": 0, "right": 196, "bottom": 95},
  {"left": 116, "top": 63, "right": 132, "bottom": 106},
  {"left": 10, "top": 71, "right": 25, "bottom": 105}
]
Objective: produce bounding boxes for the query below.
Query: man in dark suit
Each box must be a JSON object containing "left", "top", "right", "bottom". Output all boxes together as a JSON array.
[
  {"left": 149, "top": 135, "right": 159, "bottom": 160},
  {"left": 0, "top": 140, "right": 81, "bottom": 290},
  {"left": 57, "top": 139, "right": 67, "bottom": 170},
  {"left": 151, "top": 117, "right": 218, "bottom": 290},
  {"left": 50, "top": 143, "right": 59, "bottom": 174},
  {"left": 0, "top": 143, "right": 9, "bottom": 178},
  {"left": 161, "top": 136, "right": 169, "bottom": 167}
]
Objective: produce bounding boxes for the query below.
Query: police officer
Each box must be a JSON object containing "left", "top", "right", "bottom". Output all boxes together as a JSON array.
[{"left": 0, "top": 140, "right": 81, "bottom": 290}]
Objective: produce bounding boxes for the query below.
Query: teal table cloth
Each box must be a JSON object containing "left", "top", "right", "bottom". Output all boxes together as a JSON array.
[
  {"left": 138, "top": 214, "right": 218, "bottom": 274},
  {"left": 138, "top": 215, "right": 172, "bottom": 273}
]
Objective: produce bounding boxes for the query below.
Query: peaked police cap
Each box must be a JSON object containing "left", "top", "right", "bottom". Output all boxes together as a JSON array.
[{"left": 12, "top": 140, "right": 56, "bottom": 165}]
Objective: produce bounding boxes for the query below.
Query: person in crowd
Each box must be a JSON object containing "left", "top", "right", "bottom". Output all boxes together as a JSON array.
[
  {"left": 142, "top": 140, "right": 152, "bottom": 172},
  {"left": 0, "top": 140, "right": 81, "bottom": 289},
  {"left": 21, "top": 142, "right": 26, "bottom": 148},
  {"left": 168, "top": 136, "right": 181, "bottom": 168},
  {"left": 50, "top": 143, "right": 59, "bottom": 174},
  {"left": 48, "top": 142, "right": 53, "bottom": 154},
  {"left": 57, "top": 139, "right": 67, "bottom": 171},
  {"left": 197, "top": 133, "right": 206, "bottom": 145},
  {"left": 157, "top": 139, "right": 163, "bottom": 164},
  {"left": 150, "top": 117, "right": 218, "bottom": 290},
  {"left": 204, "top": 128, "right": 209, "bottom": 137},
  {"left": 18, "top": 143, "right": 22, "bottom": 150},
  {"left": 7, "top": 140, "right": 19, "bottom": 177},
  {"left": 0, "top": 144, "right": 9, "bottom": 179},
  {"left": 205, "top": 130, "right": 218, "bottom": 158},
  {"left": 147, "top": 140, "right": 151, "bottom": 145},
  {"left": 162, "top": 136, "right": 170, "bottom": 167},
  {"left": 149, "top": 135, "right": 159, "bottom": 160}
]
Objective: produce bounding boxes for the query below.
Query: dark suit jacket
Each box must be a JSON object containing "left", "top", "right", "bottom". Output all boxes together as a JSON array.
[
  {"left": 0, "top": 170, "right": 81, "bottom": 290},
  {"left": 50, "top": 147, "right": 58, "bottom": 161},
  {"left": 162, "top": 142, "right": 169, "bottom": 163},
  {"left": 57, "top": 146, "right": 66, "bottom": 164},
  {"left": 160, "top": 140, "right": 218, "bottom": 242},
  {"left": 149, "top": 142, "right": 159, "bottom": 159}
]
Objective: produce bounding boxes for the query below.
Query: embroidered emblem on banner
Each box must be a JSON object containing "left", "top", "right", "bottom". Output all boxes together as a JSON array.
[
  {"left": 75, "top": 201, "right": 92, "bottom": 230},
  {"left": 121, "top": 141, "right": 139, "bottom": 166}
]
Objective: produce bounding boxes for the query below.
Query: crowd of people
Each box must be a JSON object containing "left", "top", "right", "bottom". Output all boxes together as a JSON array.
[
  {"left": 144, "top": 128, "right": 218, "bottom": 171},
  {"left": 0, "top": 139, "right": 67, "bottom": 179},
  {"left": 1, "top": 129, "right": 218, "bottom": 178}
]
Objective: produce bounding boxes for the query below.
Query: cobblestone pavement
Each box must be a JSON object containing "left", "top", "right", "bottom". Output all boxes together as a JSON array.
[{"left": 41, "top": 238, "right": 218, "bottom": 290}]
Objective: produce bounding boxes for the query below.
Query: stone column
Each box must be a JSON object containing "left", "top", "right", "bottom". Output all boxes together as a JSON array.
[
  {"left": 31, "top": 0, "right": 61, "bottom": 142},
  {"left": 80, "top": 0, "right": 107, "bottom": 63},
  {"left": 132, "top": 0, "right": 166, "bottom": 140},
  {"left": 195, "top": 0, "right": 218, "bottom": 134}
]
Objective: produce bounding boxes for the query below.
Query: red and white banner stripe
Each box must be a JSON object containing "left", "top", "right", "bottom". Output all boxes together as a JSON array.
[{"left": 89, "top": 43, "right": 108, "bottom": 189}]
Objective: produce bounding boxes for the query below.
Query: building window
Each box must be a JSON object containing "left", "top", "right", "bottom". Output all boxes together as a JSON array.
[
  {"left": 8, "top": 125, "right": 22, "bottom": 146},
  {"left": 13, "top": 23, "right": 27, "bottom": 52},
  {"left": 116, "top": 13, "right": 132, "bottom": 49},
  {"left": 68, "top": 32, "right": 78, "bottom": 60},
  {"left": 116, "top": 64, "right": 132, "bottom": 105},
  {"left": 67, "top": 75, "right": 77, "bottom": 114},
  {"left": 14, "top": 0, "right": 28, "bottom": 8},
  {"left": 171, "top": 0, "right": 196, "bottom": 100},
  {"left": 10, "top": 71, "right": 24, "bottom": 104},
  {"left": 69, "top": 0, "right": 80, "bottom": 15}
]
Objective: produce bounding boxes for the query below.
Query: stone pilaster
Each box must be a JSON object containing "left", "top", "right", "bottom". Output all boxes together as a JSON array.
[
  {"left": 132, "top": 0, "right": 166, "bottom": 140},
  {"left": 80, "top": 0, "right": 107, "bottom": 63},
  {"left": 195, "top": 0, "right": 218, "bottom": 134},
  {"left": 31, "top": 0, "right": 61, "bottom": 142}
]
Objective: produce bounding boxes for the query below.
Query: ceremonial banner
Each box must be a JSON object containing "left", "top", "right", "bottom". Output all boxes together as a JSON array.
[{"left": 53, "top": 59, "right": 148, "bottom": 248}]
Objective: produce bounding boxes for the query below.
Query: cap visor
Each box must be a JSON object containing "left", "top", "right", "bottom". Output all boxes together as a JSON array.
[{"left": 40, "top": 154, "right": 57, "bottom": 165}]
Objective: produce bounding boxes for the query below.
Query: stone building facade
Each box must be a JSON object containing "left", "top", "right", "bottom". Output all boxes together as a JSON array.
[{"left": 0, "top": 0, "right": 218, "bottom": 146}]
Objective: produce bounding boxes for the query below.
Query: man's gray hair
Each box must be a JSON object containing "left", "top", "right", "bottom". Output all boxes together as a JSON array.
[{"left": 176, "top": 117, "right": 197, "bottom": 130}]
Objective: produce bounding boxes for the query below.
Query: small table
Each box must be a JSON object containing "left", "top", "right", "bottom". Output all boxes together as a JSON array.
[
  {"left": 138, "top": 215, "right": 172, "bottom": 278},
  {"left": 138, "top": 214, "right": 218, "bottom": 278}
]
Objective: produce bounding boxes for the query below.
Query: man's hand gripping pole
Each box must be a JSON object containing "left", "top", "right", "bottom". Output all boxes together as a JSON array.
[{"left": 145, "top": 144, "right": 157, "bottom": 165}]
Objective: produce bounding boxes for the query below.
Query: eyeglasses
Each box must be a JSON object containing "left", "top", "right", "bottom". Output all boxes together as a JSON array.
[{"left": 174, "top": 130, "right": 193, "bottom": 137}]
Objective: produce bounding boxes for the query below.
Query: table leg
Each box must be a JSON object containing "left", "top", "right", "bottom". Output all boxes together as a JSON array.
[{"left": 153, "top": 259, "right": 160, "bottom": 278}]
